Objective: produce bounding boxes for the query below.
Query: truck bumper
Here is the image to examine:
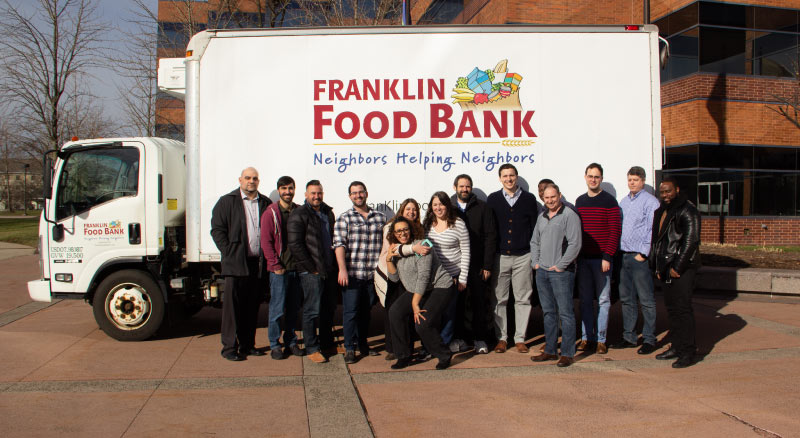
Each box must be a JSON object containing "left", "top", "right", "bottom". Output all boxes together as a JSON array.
[{"left": 28, "top": 279, "right": 52, "bottom": 302}]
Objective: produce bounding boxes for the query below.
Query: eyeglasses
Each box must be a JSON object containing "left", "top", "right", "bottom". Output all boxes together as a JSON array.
[
  {"left": 393, "top": 228, "right": 410, "bottom": 235},
  {"left": 586, "top": 175, "right": 602, "bottom": 180}
]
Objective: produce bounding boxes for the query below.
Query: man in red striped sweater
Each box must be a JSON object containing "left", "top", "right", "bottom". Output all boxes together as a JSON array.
[{"left": 575, "top": 163, "right": 621, "bottom": 355}]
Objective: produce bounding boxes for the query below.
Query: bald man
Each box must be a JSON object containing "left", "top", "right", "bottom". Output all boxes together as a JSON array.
[{"left": 211, "top": 167, "right": 272, "bottom": 361}]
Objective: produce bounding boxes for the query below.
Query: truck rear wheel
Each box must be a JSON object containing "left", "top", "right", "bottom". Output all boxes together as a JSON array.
[{"left": 92, "top": 270, "right": 165, "bottom": 341}]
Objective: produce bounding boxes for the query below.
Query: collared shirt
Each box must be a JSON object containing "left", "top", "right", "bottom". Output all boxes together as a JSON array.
[
  {"left": 241, "top": 189, "right": 260, "bottom": 257},
  {"left": 619, "top": 189, "right": 661, "bottom": 255},
  {"left": 333, "top": 207, "right": 387, "bottom": 280},
  {"left": 503, "top": 186, "right": 522, "bottom": 207}
]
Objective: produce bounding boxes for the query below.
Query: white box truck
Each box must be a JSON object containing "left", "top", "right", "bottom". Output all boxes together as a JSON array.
[{"left": 27, "top": 25, "right": 666, "bottom": 340}]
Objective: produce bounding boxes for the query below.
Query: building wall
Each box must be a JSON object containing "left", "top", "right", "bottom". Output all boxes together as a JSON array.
[{"left": 701, "top": 216, "right": 800, "bottom": 245}]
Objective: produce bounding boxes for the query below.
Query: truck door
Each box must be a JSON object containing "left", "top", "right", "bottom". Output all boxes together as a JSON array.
[{"left": 48, "top": 142, "right": 146, "bottom": 294}]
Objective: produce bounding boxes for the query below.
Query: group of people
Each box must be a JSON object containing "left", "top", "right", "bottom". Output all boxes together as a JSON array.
[{"left": 209, "top": 161, "right": 701, "bottom": 370}]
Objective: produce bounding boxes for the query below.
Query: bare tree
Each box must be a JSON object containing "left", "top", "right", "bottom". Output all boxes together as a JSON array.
[
  {"left": 297, "top": 0, "right": 402, "bottom": 26},
  {"left": 767, "top": 73, "right": 800, "bottom": 130},
  {"left": 0, "top": 0, "right": 108, "bottom": 154}
]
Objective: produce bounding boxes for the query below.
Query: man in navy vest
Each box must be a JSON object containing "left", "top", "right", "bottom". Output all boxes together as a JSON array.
[{"left": 486, "top": 164, "right": 542, "bottom": 353}]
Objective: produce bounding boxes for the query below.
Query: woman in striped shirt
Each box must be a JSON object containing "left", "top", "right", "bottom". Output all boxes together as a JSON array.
[{"left": 423, "top": 191, "right": 471, "bottom": 351}]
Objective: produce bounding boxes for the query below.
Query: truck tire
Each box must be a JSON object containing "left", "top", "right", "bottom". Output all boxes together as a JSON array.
[{"left": 92, "top": 270, "right": 165, "bottom": 341}]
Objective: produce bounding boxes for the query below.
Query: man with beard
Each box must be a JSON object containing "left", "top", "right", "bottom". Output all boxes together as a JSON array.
[
  {"left": 450, "top": 174, "right": 497, "bottom": 354},
  {"left": 650, "top": 176, "right": 701, "bottom": 368}
]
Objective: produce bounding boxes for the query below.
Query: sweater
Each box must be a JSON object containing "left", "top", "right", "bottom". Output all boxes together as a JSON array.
[
  {"left": 486, "top": 188, "right": 541, "bottom": 255},
  {"left": 530, "top": 205, "right": 582, "bottom": 271},
  {"left": 575, "top": 191, "right": 621, "bottom": 261},
  {"left": 426, "top": 218, "right": 470, "bottom": 285}
]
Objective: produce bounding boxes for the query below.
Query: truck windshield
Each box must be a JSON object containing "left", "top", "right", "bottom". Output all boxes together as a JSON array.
[{"left": 55, "top": 147, "right": 140, "bottom": 220}]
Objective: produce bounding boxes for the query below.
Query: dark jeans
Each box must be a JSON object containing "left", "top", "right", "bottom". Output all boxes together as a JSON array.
[
  {"left": 299, "top": 271, "right": 336, "bottom": 354},
  {"left": 536, "top": 268, "right": 577, "bottom": 357},
  {"left": 464, "top": 270, "right": 491, "bottom": 343},
  {"left": 389, "top": 286, "right": 456, "bottom": 361},
  {"left": 268, "top": 271, "right": 301, "bottom": 349},
  {"left": 383, "top": 280, "right": 402, "bottom": 354},
  {"left": 342, "top": 277, "right": 378, "bottom": 352},
  {"left": 221, "top": 257, "right": 263, "bottom": 356},
  {"left": 659, "top": 267, "right": 697, "bottom": 358},
  {"left": 619, "top": 253, "right": 657, "bottom": 345}
]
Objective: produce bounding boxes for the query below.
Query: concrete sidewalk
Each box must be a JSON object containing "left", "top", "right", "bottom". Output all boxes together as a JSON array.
[{"left": 1, "top": 251, "right": 800, "bottom": 437}]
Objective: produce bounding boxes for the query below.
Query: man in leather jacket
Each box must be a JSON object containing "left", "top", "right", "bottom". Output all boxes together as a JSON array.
[
  {"left": 287, "top": 180, "right": 337, "bottom": 363},
  {"left": 649, "top": 176, "right": 701, "bottom": 368}
]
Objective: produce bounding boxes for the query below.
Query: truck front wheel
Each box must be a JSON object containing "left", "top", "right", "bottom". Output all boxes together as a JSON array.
[{"left": 92, "top": 270, "right": 165, "bottom": 341}]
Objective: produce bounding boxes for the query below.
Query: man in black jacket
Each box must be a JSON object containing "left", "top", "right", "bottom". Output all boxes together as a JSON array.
[
  {"left": 650, "top": 176, "right": 701, "bottom": 368},
  {"left": 210, "top": 167, "right": 271, "bottom": 361},
  {"left": 451, "top": 174, "right": 497, "bottom": 354},
  {"left": 287, "top": 180, "right": 337, "bottom": 363}
]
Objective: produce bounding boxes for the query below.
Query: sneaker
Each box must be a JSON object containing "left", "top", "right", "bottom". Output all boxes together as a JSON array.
[
  {"left": 474, "top": 341, "right": 489, "bottom": 354},
  {"left": 449, "top": 338, "right": 468, "bottom": 353},
  {"left": 435, "top": 356, "right": 452, "bottom": 370},
  {"left": 416, "top": 348, "right": 432, "bottom": 362},
  {"left": 344, "top": 350, "right": 357, "bottom": 364},
  {"left": 307, "top": 351, "right": 328, "bottom": 363},
  {"left": 270, "top": 348, "right": 286, "bottom": 360}
]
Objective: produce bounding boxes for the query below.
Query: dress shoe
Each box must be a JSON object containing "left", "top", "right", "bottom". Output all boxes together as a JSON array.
[
  {"left": 531, "top": 353, "right": 558, "bottom": 362},
  {"left": 637, "top": 343, "right": 657, "bottom": 355},
  {"left": 435, "top": 356, "right": 452, "bottom": 370},
  {"left": 344, "top": 350, "right": 357, "bottom": 364},
  {"left": 672, "top": 355, "right": 695, "bottom": 368},
  {"left": 321, "top": 347, "right": 339, "bottom": 357},
  {"left": 576, "top": 340, "right": 593, "bottom": 351},
  {"left": 385, "top": 353, "right": 397, "bottom": 361},
  {"left": 610, "top": 340, "right": 637, "bottom": 349},
  {"left": 391, "top": 357, "right": 411, "bottom": 370},
  {"left": 515, "top": 343, "right": 529, "bottom": 353},
  {"left": 494, "top": 340, "right": 507, "bottom": 353},
  {"left": 596, "top": 342, "right": 608, "bottom": 354},
  {"left": 416, "top": 348, "right": 432, "bottom": 361},
  {"left": 656, "top": 347, "right": 679, "bottom": 360},
  {"left": 244, "top": 348, "right": 266, "bottom": 357},
  {"left": 307, "top": 351, "right": 328, "bottom": 363},
  {"left": 222, "top": 351, "right": 245, "bottom": 362},
  {"left": 556, "top": 356, "right": 574, "bottom": 367},
  {"left": 270, "top": 349, "right": 286, "bottom": 360},
  {"left": 287, "top": 345, "right": 306, "bottom": 357}
]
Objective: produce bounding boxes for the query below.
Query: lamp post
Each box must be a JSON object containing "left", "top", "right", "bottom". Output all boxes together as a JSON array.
[{"left": 23, "top": 163, "right": 29, "bottom": 216}]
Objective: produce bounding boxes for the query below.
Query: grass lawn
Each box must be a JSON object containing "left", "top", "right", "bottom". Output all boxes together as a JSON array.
[{"left": 0, "top": 217, "right": 39, "bottom": 247}]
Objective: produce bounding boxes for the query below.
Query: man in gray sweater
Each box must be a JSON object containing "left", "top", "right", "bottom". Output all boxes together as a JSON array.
[{"left": 529, "top": 184, "right": 582, "bottom": 367}]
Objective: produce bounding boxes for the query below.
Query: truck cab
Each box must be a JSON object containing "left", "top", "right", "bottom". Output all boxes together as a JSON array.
[{"left": 28, "top": 137, "right": 187, "bottom": 340}]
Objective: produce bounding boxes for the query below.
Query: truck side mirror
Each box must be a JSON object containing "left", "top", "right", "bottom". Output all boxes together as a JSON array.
[{"left": 52, "top": 224, "right": 64, "bottom": 242}]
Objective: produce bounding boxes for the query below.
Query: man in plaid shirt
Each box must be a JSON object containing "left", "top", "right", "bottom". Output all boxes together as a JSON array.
[{"left": 334, "top": 181, "right": 387, "bottom": 364}]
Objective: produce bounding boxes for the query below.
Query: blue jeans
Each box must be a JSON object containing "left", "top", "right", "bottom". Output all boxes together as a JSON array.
[
  {"left": 342, "top": 277, "right": 377, "bottom": 352},
  {"left": 299, "top": 272, "right": 324, "bottom": 354},
  {"left": 536, "top": 268, "right": 577, "bottom": 357},
  {"left": 578, "top": 257, "right": 611, "bottom": 343},
  {"left": 268, "top": 271, "right": 301, "bottom": 349},
  {"left": 619, "top": 253, "right": 657, "bottom": 345}
]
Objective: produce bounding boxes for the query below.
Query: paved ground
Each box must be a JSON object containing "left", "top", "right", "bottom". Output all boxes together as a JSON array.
[{"left": 1, "top": 252, "right": 799, "bottom": 437}]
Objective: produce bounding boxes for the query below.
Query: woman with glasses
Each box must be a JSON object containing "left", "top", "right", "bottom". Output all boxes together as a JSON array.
[
  {"left": 386, "top": 216, "right": 455, "bottom": 370},
  {"left": 376, "top": 199, "right": 425, "bottom": 361}
]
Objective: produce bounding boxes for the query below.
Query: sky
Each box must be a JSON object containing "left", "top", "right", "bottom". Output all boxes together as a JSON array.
[{"left": 93, "top": 0, "right": 160, "bottom": 131}]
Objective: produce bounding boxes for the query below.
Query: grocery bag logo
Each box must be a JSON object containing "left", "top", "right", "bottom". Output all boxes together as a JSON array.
[
  {"left": 452, "top": 60, "right": 522, "bottom": 111},
  {"left": 108, "top": 220, "right": 122, "bottom": 229}
]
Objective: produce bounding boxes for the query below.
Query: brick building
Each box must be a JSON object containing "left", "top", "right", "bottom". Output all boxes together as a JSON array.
[{"left": 156, "top": 0, "right": 800, "bottom": 244}]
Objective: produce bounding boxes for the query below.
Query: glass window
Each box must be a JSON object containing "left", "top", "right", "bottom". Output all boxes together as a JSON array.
[
  {"left": 752, "top": 173, "right": 797, "bottom": 215},
  {"left": 665, "top": 145, "right": 698, "bottom": 169},
  {"left": 752, "top": 7, "right": 797, "bottom": 32},
  {"left": 699, "top": 145, "right": 753, "bottom": 169},
  {"left": 754, "top": 147, "right": 797, "bottom": 171},
  {"left": 656, "top": 2, "right": 698, "bottom": 37},
  {"left": 665, "top": 28, "right": 699, "bottom": 80},
  {"left": 56, "top": 148, "right": 140, "bottom": 220},
  {"left": 700, "top": 2, "right": 746, "bottom": 27},
  {"left": 700, "top": 27, "right": 746, "bottom": 74},
  {"left": 750, "top": 31, "right": 797, "bottom": 77}
]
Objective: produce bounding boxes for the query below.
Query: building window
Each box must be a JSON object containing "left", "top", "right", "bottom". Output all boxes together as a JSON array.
[
  {"left": 664, "top": 145, "right": 799, "bottom": 216},
  {"left": 657, "top": 2, "right": 800, "bottom": 82}
]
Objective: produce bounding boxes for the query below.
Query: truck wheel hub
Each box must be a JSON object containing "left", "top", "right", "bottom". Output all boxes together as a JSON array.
[{"left": 106, "top": 283, "right": 151, "bottom": 329}]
